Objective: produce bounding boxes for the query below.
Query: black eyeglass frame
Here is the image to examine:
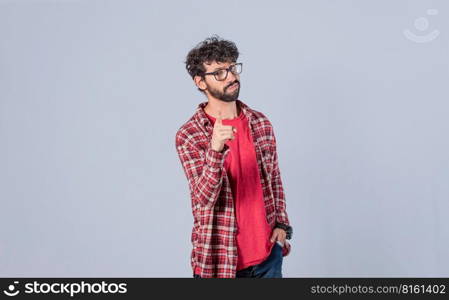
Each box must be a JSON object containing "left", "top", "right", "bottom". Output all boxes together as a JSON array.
[{"left": 202, "top": 63, "right": 243, "bottom": 81}]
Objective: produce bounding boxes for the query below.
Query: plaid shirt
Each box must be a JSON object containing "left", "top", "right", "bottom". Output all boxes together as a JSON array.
[{"left": 175, "top": 99, "right": 291, "bottom": 278}]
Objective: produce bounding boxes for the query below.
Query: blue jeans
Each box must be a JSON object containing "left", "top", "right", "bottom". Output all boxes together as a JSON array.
[{"left": 193, "top": 242, "right": 283, "bottom": 278}]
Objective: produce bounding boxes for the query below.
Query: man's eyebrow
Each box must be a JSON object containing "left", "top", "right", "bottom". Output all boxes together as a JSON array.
[{"left": 212, "top": 63, "right": 235, "bottom": 71}]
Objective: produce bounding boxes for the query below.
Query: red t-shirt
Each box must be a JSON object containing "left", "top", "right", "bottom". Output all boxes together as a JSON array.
[{"left": 200, "top": 109, "right": 275, "bottom": 272}]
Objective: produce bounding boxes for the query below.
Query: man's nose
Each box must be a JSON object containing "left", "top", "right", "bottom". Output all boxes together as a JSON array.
[{"left": 226, "top": 71, "right": 238, "bottom": 85}]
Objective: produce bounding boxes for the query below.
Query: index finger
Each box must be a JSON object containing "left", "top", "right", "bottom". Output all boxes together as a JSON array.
[{"left": 216, "top": 110, "right": 222, "bottom": 125}]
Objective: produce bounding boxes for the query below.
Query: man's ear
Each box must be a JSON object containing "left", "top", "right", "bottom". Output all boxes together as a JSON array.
[{"left": 194, "top": 75, "right": 207, "bottom": 91}]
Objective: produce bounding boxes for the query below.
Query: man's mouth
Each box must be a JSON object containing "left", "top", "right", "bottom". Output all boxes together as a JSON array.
[{"left": 227, "top": 82, "right": 239, "bottom": 91}]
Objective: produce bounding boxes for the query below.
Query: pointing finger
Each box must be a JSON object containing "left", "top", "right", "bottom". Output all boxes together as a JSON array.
[{"left": 216, "top": 110, "right": 222, "bottom": 125}]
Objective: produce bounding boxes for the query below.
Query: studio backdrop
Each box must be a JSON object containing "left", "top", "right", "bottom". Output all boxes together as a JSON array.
[{"left": 1, "top": 0, "right": 448, "bottom": 277}]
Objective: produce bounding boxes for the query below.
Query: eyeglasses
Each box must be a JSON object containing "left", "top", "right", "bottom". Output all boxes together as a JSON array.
[{"left": 202, "top": 63, "right": 243, "bottom": 81}]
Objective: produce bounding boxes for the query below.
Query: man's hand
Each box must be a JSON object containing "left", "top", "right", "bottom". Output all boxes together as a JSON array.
[
  {"left": 270, "top": 227, "right": 286, "bottom": 245},
  {"left": 210, "top": 110, "right": 237, "bottom": 152}
]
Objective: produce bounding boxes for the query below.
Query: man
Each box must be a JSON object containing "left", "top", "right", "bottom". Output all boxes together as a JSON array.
[{"left": 175, "top": 35, "right": 293, "bottom": 278}]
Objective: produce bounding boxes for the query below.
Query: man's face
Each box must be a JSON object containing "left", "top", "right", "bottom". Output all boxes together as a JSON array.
[{"left": 199, "top": 61, "right": 240, "bottom": 102}]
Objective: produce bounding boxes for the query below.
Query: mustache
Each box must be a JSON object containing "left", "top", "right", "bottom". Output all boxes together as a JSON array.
[{"left": 225, "top": 81, "right": 240, "bottom": 90}]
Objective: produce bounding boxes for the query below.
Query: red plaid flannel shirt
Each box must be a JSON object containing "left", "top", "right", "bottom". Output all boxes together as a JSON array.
[{"left": 175, "top": 99, "right": 291, "bottom": 278}]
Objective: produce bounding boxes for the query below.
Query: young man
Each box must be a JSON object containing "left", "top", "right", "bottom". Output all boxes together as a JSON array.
[{"left": 175, "top": 35, "right": 293, "bottom": 278}]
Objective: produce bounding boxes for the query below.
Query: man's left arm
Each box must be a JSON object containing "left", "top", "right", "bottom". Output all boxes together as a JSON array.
[{"left": 271, "top": 127, "right": 293, "bottom": 240}]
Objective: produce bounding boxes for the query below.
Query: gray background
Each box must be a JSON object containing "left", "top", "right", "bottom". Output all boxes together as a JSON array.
[{"left": 1, "top": 0, "right": 448, "bottom": 277}]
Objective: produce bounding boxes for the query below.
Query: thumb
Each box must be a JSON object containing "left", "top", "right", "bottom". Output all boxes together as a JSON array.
[{"left": 270, "top": 231, "right": 277, "bottom": 243}]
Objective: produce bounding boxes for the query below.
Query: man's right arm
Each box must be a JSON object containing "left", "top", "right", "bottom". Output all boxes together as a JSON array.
[{"left": 175, "top": 130, "right": 228, "bottom": 210}]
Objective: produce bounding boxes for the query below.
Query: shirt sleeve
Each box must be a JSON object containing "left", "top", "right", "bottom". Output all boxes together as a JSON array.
[
  {"left": 271, "top": 130, "right": 291, "bottom": 226},
  {"left": 176, "top": 131, "right": 229, "bottom": 210}
]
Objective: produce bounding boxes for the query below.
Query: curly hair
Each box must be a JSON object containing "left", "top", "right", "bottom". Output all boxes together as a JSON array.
[{"left": 185, "top": 35, "right": 239, "bottom": 93}]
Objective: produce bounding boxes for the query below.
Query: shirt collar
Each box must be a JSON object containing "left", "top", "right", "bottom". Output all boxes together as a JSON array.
[{"left": 194, "top": 99, "right": 252, "bottom": 127}]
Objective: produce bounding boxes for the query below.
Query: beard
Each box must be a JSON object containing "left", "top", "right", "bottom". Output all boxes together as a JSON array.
[{"left": 207, "top": 81, "right": 240, "bottom": 102}]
